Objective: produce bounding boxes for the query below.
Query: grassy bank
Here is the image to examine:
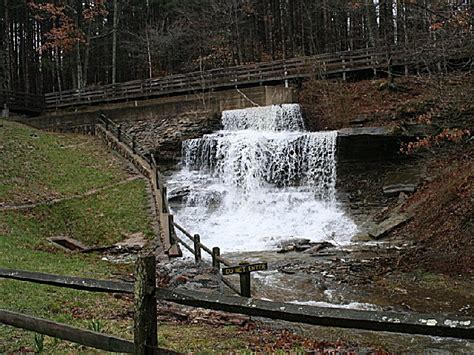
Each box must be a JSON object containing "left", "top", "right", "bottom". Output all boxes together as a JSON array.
[{"left": 0, "top": 120, "right": 154, "bottom": 352}]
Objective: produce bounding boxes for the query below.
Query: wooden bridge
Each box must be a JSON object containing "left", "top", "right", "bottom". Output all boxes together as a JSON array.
[
  {"left": 43, "top": 40, "right": 471, "bottom": 111},
  {"left": 1, "top": 38, "right": 471, "bottom": 114}
]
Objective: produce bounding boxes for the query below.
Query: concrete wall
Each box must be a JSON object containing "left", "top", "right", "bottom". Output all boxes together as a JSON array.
[{"left": 15, "top": 86, "right": 294, "bottom": 131}]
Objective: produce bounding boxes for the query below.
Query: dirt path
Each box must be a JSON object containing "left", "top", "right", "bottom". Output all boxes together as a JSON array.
[{"left": 0, "top": 176, "right": 142, "bottom": 212}]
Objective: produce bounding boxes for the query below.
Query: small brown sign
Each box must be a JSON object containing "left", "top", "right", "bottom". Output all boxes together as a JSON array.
[{"left": 222, "top": 263, "right": 268, "bottom": 275}]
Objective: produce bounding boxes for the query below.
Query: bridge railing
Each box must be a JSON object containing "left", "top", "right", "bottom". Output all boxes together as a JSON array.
[
  {"left": 44, "top": 37, "right": 471, "bottom": 111},
  {"left": 0, "top": 89, "right": 45, "bottom": 113},
  {"left": 44, "top": 46, "right": 387, "bottom": 109}
]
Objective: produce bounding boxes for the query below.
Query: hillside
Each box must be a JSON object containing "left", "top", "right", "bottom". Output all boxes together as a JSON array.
[
  {"left": 298, "top": 71, "right": 473, "bottom": 322},
  {"left": 0, "top": 120, "right": 155, "bottom": 352}
]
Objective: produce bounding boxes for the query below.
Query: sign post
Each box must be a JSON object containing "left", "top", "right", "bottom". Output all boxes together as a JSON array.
[{"left": 222, "top": 262, "right": 268, "bottom": 298}]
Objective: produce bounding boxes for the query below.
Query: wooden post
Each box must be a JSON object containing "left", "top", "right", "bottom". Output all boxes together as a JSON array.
[
  {"left": 371, "top": 54, "right": 377, "bottom": 78},
  {"left": 239, "top": 262, "right": 251, "bottom": 298},
  {"left": 193, "top": 234, "right": 202, "bottom": 264},
  {"left": 134, "top": 255, "right": 158, "bottom": 355},
  {"left": 168, "top": 214, "right": 175, "bottom": 245},
  {"left": 212, "top": 247, "right": 220, "bottom": 270},
  {"left": 342, "top": 58, "right": 346, "bottom": 81},
  {"left": 117, "top": 124, "right": 122, "bottom": 142},
  {"left": 160, "top": 213, "right": 171, "bottom": 253},
  {"left": 155, "top": 168, "right": 160, "bottom": 190},
  {"left": 161, "top": 186, "right": 167, "bottom": 214}
]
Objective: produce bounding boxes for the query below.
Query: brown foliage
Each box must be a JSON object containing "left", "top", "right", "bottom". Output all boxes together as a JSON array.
[
  {"left": 28, "top": 1, "right": 94, "bottom": 53},
  {"left": 401, "top": 128, "right": 471, "bottom": 154},
  {"left": 394, "top": 144, "right": 474, "bottom": 275}
]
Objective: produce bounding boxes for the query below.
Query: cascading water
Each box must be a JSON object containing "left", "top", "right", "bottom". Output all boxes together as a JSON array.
[{"left": 167, "top": 104, "right": 357, "bottom": 252}]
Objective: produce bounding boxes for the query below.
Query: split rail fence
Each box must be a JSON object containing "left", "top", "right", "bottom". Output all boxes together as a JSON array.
[
  {"left": 1, "top": 264, "right": 473, "bottom": 354},
  {"left": 0, "top": 256, "right": 174, "bottom": 354}
]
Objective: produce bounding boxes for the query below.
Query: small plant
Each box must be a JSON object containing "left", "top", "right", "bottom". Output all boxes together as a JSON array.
[
  {"left": 89, "top": 319, "right": 103, "bottom": 333},
  {"left": 34, "top": 333, "right": 44, "bottom": 353}
]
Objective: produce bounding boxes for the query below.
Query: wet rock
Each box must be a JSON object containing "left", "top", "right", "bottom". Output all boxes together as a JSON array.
[
  {"left": 383, "top": 183, "right": 418, "bottom": 196},
  {"left": 367, "top": 213, "right": 413, "bottom": 239},
  {"left": 351, "top": 233, "right": 373, "bottom": 242},
  {"left": 278, "top": 238, "right": 311, "bottom": 248},
  {"left": 304, "top": 242, "right": 334, "bottom": 255},
  {"left": 277, "top": 245, "right": 295, "bottom": 253},
  {"left": 337, "top": 126, "right": 396, "bottom": 137},
  {"left": 295, "top": 244, "right": 312, "bottom": 252},
  {"left": 168, "top": 186, "right": 190, "bottom": 202}
]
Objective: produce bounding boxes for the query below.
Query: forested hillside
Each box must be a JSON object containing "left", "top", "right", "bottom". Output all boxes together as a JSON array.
[{"left": 0, "top": 0, "right": 472, "bottom": 94}]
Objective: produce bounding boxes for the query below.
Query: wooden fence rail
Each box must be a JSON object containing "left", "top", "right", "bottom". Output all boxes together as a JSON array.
[
  {"left": 0, "top": 257, "right": 179, "bottom": 354},
  {"left": 1, "top": 268, "right": 473, "bottom": 341},
  {"left": 0, "top": 310, "right": 135, "bottom": 353},
  {"left": 44, "top": 39, "right": 472, "bottom": 111}
]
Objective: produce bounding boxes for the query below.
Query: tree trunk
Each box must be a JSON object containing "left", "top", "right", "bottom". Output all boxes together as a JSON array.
[
  {"left": 365, "top": 0, "right": 377, "bottom": 47},
  {"left": 83, "top": 23, "right": 92, "bottom": 88},
  {"left": 3, "top": 0, "right": 11, "bottom": 91},
  {"left": 112, "top": 0, "right": 118, "bottom": 84}
]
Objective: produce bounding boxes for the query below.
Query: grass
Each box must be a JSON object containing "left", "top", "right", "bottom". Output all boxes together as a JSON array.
[
  {"left": 0, "top": 119, "right": 153, "bottom": 353},
  {"left": 0, "top": 120, "right": 129, "bottom": 205}
]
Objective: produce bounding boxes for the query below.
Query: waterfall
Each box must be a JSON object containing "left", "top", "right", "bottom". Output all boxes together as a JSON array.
[{"left": 168, "top": 104, "right": 357, "bottom": 252}]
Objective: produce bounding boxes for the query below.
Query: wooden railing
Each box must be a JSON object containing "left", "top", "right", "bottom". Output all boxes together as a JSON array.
[
  {"left": 44, "top": 38, "right": 472, "bottom": 111},
  {"left": 0, "top": 89, "right": 45, "bottom": 113},
  {"left": 96, "top": 114, "right": 241, "bottom": 295},
  {"left": 1, "top": 266, "right": 473, "bottom": 353},
  {"left": 43, "top": 46, "right": 390, "bottom": 110}
]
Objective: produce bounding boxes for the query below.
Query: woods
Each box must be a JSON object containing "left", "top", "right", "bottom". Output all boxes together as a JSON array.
[{"left": 0, "top": 0, "right": 472, "bottom": 95}]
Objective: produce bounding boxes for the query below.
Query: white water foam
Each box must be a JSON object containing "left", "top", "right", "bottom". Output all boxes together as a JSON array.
[{"left": 167, "top": 104, "right": 357, "bottom": 252}]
